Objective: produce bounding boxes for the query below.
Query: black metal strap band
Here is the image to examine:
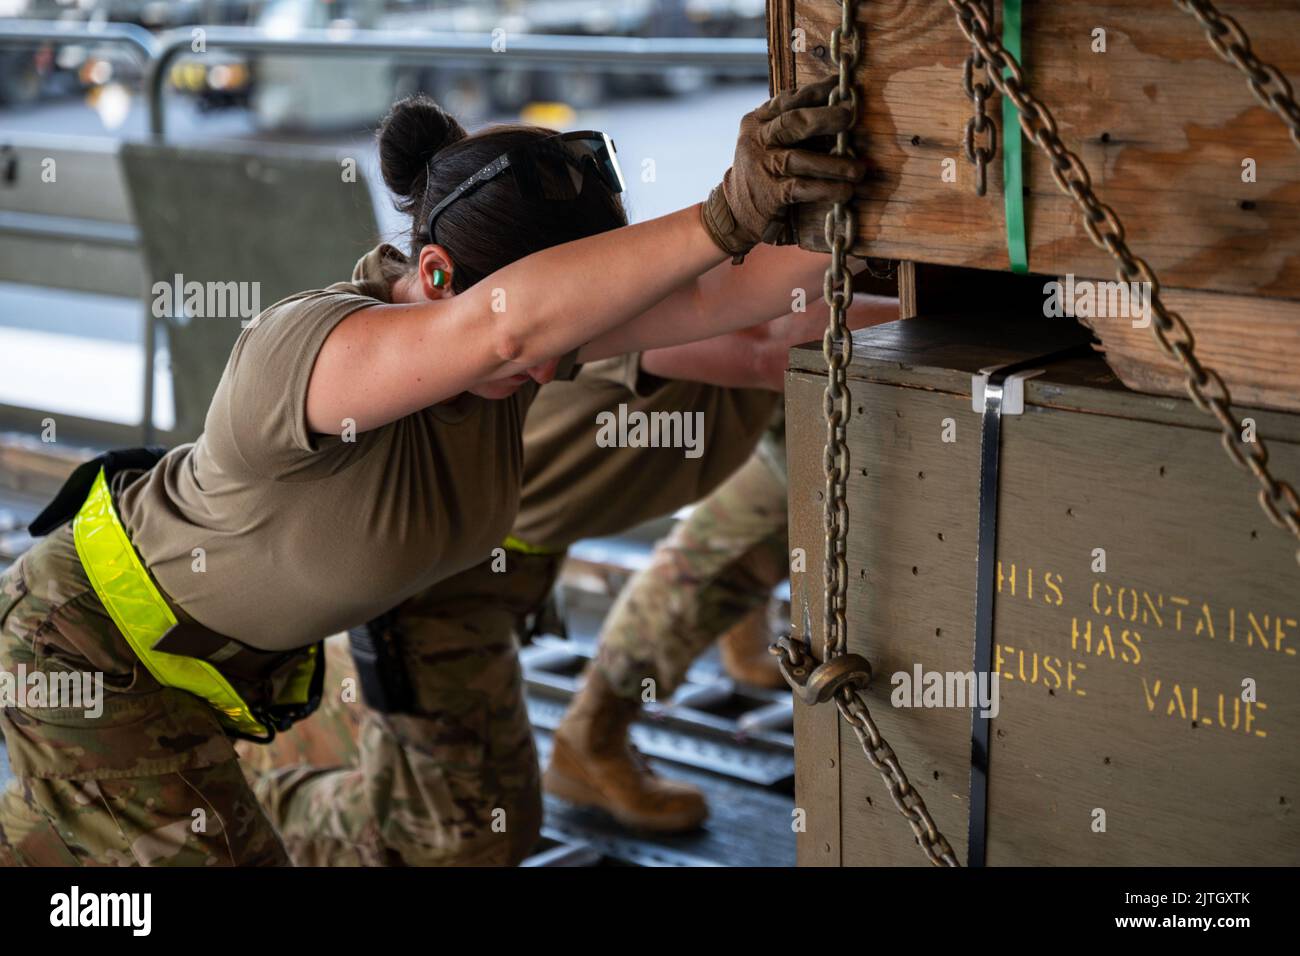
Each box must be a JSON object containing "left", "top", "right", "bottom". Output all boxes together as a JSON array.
[{"left": 968, "top": 344, "right": 1089, "bottom": 867}]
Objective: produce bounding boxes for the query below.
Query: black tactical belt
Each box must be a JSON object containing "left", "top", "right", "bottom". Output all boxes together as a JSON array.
[{"left": 29, "top": 446, "right": 168, "bottom": 537}]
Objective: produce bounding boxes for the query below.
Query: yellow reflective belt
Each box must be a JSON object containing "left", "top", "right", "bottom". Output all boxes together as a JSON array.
[
  {"left": 502, "top": 534, "right": 563, "bottom": 556},
  {"left": 281, "top": 647, "right": 317, "bottom": 704},
  {"left": 73, "top": 468, "right": 269, "bottom": 738}
]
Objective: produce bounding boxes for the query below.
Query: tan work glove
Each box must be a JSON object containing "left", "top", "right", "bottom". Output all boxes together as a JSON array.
[{"left": 701, "top": 76, "right": 865, "bottom": 261}]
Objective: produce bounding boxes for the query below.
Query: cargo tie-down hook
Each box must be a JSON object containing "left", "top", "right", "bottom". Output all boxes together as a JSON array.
[{"left": 770, "top": 633, "right": 872, "bottom": 707}]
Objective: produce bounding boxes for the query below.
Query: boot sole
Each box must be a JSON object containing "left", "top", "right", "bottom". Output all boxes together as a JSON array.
[{"left": 542, "top": 766, "right": 708, "bottom": 834}]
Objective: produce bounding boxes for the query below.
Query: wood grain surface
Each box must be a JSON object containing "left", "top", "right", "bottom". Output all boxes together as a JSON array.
[
  {"left": 1079, "top": 284, "right": 1300, "bottom": 412},
  {"left": 772, "top": 1, "right": 1300, "bottom": 410},
  {"left": 773, "top": 0, "right": 1300, "bottom": 298}
]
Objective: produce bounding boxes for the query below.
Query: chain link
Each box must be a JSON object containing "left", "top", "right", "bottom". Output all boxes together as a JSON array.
[
  {"left": 961, "top": 0, "right": 998, "bottom": 194},
  {"left": 947, "top": 0, "right": 1300, "bottom": 565},
  {"left": 789, "top": 0, "right": 962, "bottom": 868},
  {"left": 1175, "top": 0, "right": 1300, "bottom": 150},
  {"left": 836, "top": 687, "right": 961, "bottom": 866},
  {"left": 822, "top": 0, "right": 858, "bottom": 665}
]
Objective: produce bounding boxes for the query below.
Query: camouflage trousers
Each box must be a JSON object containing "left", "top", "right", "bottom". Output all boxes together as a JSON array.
[
  {"left": 0, "top": 524, "right": 288, "bottom": 866},
  {"left": 595, "top": 437, "right": 790, "bottom": 701},
  {"left": 243, "top": 552, "right": 557, "bottom": 867},
  {"left": 1, "top": 441, "right": 789, "bottom": 866},
  {"left": 0, "top": 524, "right": 554, "bottom": 867}
]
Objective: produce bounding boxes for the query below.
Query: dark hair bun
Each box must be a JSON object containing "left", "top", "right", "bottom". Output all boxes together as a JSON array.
[{"left": 378, "top": 94, "right": 468, "bottom": 204}]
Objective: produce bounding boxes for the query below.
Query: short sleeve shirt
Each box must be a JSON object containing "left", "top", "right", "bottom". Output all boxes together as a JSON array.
[{"left": 117, "top": 245, "right": 537, "bottom": 650}]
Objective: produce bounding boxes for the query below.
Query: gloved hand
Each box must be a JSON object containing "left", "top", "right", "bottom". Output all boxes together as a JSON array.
[{"left": 701, "top": 76, "right": 865, "bottom": 261}]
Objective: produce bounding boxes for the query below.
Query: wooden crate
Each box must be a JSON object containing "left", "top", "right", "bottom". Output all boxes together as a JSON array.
[
  {"left": 785, "top": 314, "right": 1300, "bottom": 865},
  {"left": 769, "top": 0, "right": 1300, "bottom": 410}
]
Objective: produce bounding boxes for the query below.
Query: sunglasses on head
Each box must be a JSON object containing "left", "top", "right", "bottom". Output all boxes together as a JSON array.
[{"left": 426, "top": 130, "right": 626, "bottom": 242}]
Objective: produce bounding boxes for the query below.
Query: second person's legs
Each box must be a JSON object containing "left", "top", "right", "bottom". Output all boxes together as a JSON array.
[{"left": 545, "top": 444, "right": 789, "bottom": 831}]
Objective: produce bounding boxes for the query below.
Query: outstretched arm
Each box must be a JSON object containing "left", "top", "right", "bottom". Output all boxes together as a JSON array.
[
  {"left": 576, "top": 241, "right": 872, "bottom": 364},
  {"left": 306, "top": 205, "right": 726, "bottom": 433},
  {"left": 306, "top": 78, "right": 862, "bottom": 435},
  {"left": 641, "top": 291, "right": 901, "bottom": 391}
]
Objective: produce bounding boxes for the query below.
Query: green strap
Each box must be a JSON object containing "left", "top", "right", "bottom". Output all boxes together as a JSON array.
[{"left": 1001, "top": 0, "right": 1029, "bottom": 273}]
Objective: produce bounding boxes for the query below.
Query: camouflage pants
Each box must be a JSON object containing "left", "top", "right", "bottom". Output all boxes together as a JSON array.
[
  {"left": 0, "top": 524, "right": 288, "bottom": 866},
  {"left": 595, "top": 436, "right": 790, "bottom": 700},
  {"left": 244, "top": 553, "right": 557, "bottom": 867}
]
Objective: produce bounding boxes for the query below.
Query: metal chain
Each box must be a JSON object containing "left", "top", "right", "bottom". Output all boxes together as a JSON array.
[
  {"left": 947, "top": 0, "right": 1300, "bottom": 565},
  {"left": 836, "top": 687, "right": 961, "bottom": 866},
  {"left": 1175, "top": 0, "right": 1300, "bottom": 150},
  {"left": 771, "top": 633, "right": 960, "bottom": 867},
  {"left": 961, "top": 0, "right": 998, "bottom": 194},
  {"left": 822, "top": 0, "right": 858, "bottom": 664},
  {"left": 775, "top": 0, "right": 961, "bottom": 868}
]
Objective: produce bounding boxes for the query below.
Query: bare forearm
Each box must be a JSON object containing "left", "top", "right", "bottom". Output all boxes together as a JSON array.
[
  {"left": 308, "top": 206, "right": 726, "bottom": 434},
  {"left": 770, "top": 291, "right": 901, "bottom": 339},
  {"left": 748, "top": 294, "right": 900, "bottom": 386},
  {"left": 471, "top": 204, "right": 726, "bottom": 369},
  {"left": 579, "top": 244, "right": 871, "bottom": 362},
  {"left": 690, "top": 244, "right": 836, "bottom": 331},
  {"left": 639, "top": 291, "right": 903, "bottom": 394},
  {"left": 641, "top": 334, "right": 773, "bottom": 391}
]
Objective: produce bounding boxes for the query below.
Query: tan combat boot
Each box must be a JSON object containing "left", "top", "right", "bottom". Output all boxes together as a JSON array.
[
  {"left": 544, "top": 667, "right": 708, "bottom": 832},
  {"left": 718, "top": 608, "right": 785, "bottom": 689}
]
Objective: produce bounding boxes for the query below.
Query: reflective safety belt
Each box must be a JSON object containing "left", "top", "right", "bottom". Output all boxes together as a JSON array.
[
  {"left": 502, "top": 534, "right": 565, "bottom": 557},
  {"left": 72, "top": 468, "right": 315, "bottom": 740}
]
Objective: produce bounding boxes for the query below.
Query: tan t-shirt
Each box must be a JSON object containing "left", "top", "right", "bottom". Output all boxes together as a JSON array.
[
  {"left": 117, "top": 245, "right": 537, "bottom": 651},
  {"left": 511, "top": 358, "right": 779, "bottom": 552}
]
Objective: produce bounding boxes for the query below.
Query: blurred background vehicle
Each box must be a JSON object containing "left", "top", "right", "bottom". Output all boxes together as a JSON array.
[
  {"left": 0, "top": 1, "right": 88, "bottom": 105},
  {"left": 159, "top": 0, "right": 769, "bottom": 129},
  {"left": 42, "top": 0, "right": 767, "bottom": 122}
]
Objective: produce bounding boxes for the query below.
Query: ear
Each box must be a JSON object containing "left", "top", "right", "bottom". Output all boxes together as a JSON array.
[{"left": 415, "top": 244, "right": 456, "bottom": 299}]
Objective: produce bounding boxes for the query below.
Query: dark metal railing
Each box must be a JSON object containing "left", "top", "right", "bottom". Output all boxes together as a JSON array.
[{"left": 147, "top": 27, "right": 767, "bottom": 136}]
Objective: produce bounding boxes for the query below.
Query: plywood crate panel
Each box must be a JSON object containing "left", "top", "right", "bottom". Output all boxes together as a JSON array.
[
  {"left": 770, "top": 0, "right": 1300, "bottom": 409},
  {"left": 785, "top": 314, "right": 1300, "bottom": 865}
]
